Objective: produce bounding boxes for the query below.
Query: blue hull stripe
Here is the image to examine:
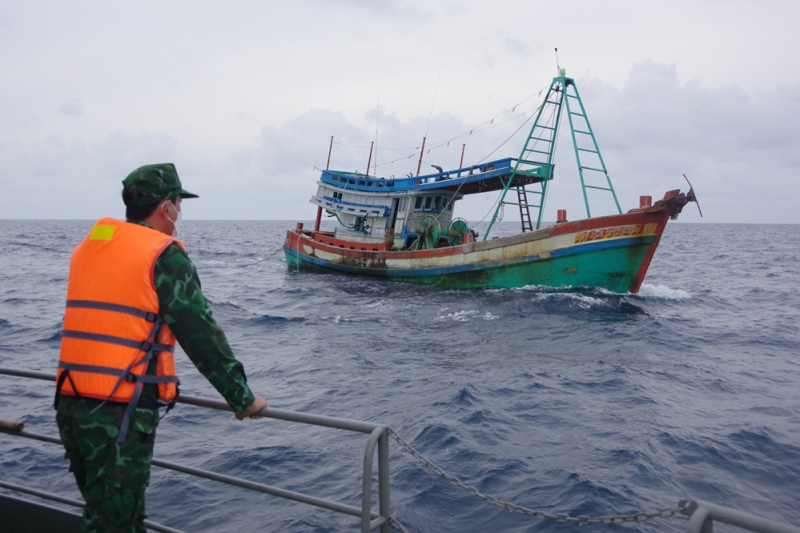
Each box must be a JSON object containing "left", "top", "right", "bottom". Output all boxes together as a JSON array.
[{"left": 285, "top": 235, "right": 657, "bottom": 278}]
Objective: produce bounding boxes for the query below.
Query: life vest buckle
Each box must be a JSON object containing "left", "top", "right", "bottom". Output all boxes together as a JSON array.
[
  {"left": 125, "top": 373, "right": 138, "bottom": 383},
  {"left": 144, "top": 311, "right": 158, "bottom": 323},
  {"left": 139, "top": 341, "right": 153, "bottom": 352}
]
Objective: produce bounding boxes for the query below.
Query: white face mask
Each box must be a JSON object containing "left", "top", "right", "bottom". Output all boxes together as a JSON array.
[{"left": 164, "top": 201, "right": 182, "bottom": 237}]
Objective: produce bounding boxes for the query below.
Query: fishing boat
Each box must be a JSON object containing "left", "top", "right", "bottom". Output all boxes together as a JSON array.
[{"left": 284, "top": 71, "right": 698, "bottom": 293}]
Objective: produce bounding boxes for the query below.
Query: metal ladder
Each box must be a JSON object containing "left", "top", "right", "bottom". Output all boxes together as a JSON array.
[
  {"left": 516, "top": 187, "right": 533, "bottom": 232},
  {"left": 510, "top": 82, "right": 562, "bottom": 230},
  {"left": 486, "top": 71, "right": 622, "bottom": 238},
  {"left": 484, "top": 84, "right": 560, "bottom": 239}
]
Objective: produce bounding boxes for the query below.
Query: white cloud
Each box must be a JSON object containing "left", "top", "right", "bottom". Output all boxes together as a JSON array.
[
  {"left": 575, "top": 61, "right": 800, "bottom": 223},
  {"left": 0, "top": 131, "right": 178, "bottom": 219},
  {"left": 183, "top": 60, "right": 796, "bottom": 223},
  {"left": 58, "top": 98, "right": 84, "bottom": 116},
  {"left": 0, "top": 1, "right": 798, "bottom": 223}
]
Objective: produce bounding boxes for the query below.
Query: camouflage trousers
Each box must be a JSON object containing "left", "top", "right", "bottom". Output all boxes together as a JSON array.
[{"left": 56, "top": 396, "right": 160, "bottom": 533}]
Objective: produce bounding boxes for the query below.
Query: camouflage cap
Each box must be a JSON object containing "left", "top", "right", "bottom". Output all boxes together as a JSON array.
[{"left": 121, "top": 163, "right": 199, "bottom": 207}]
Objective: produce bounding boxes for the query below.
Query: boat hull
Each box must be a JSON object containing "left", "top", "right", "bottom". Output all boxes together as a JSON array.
[{"left": 284, "top": 193, "right": 689, "bottom": 293}]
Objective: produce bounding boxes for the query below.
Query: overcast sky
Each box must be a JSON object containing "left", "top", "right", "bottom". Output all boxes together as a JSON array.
[{"left": 1, "top": 0, "right": 798, "bottom": 223}]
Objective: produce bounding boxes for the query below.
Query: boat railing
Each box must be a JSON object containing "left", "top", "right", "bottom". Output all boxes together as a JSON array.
[
  {"left": 418, "top": 157, "right": 515, "bottom": 183},
  {"left": 319, "top": 157, "right": 517, "bottom": 192},
  {"left": 4, "top": 366, "right": 800, "bottom": 533},
  {"left": 680, "top": 500, "right": 800, "bottom": 533},
  {"left": 0, "top": 367, "right": 393, "bottom": 533}
]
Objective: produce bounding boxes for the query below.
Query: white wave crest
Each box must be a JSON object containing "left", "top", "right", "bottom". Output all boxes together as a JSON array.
[
  {"left": 637, "top": 283, "right": 691, "bottom": 299},
  {"left": 556, "top": 293, "right": 606, "bottom": 308},
  {"left": 435, "top": 310, "right": 479, "bottom": 322}
]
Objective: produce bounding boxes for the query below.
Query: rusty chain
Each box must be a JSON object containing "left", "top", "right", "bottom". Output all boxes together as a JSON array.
[{"left": 387, "top": 428, "right": 685, "bottom": 527}]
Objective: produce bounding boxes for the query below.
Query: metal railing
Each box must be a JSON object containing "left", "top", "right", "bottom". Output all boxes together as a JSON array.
[
  {"left": 4, "top": 366, "right": 800, "bottom": 533},
  {"left": 0, "top": 367, "right": 393, "bottom": 533},
  {"left": 680, "top": 500, "right": 800, "bottom": 533}
]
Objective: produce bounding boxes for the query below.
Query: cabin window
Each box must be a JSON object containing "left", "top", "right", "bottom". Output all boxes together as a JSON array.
[
  {"left": 358, "top": 180, "right": 365, "bottom": 186},
  {"left": 415, "top": 197, "right": 422, "bottom": 209},
  {"left": 434, "top": 196, "right": 442, "bottom": 211},
  {"left": 398, "top": 198, "right": 408, "bottom": 213},
  {"left": 348, "top": 179, "right": 355, "bottom": 184},
  {"left": 354, "top": 217, "right": 368, "bottom": 232},
  {"left": 332, "top": 176, "right": 340, "bottom": 181},
  {"left": 424, "top": 197, "right": 432, "bottom": 209}
]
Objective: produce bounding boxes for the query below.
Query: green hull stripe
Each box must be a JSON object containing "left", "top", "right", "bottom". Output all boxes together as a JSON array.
[{"left": 285, "top": 236, "right": 655, "bottom": 292}]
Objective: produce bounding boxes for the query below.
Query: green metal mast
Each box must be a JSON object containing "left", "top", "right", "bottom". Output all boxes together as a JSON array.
[
  {"left": 483, "top": 71, "right": 621, "bottom": 240},
  {"left": 562, "top": 76, "right": 621, "bottom": 218}
]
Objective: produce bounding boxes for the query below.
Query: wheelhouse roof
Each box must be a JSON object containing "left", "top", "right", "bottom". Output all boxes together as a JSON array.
[{"left": 319, "top": 157, "right": 552, "bottom": 196}]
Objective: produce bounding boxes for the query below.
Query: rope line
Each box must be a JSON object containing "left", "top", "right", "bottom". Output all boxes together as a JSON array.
[{"left": 241, "top": 247, "right": 284, "bottom": 267}]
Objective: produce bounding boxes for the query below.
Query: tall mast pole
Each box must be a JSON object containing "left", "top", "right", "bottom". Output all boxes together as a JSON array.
[
  {"left": 365, "top": 141, "right": 374, "bottom": 176},
  {"left": 416, "top": 137, "right": 427, "bottom": 177},
  {"left": 316, "top": 136, "right": 334, "bottom": 233},
  {"left": 374, "top": 95, "right": 379, "bottom": 176}
]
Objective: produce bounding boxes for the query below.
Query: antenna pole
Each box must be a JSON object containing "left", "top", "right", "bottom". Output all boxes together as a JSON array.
[
  {"left": 416, "top": 137, "right": 427, "bottom": 177},
  {"left": 555, "top": 47, "right": 560, "bottom": 74},
  {"left": 459, "top": 144, "right": 466, "bottom": 168},
  {"left": 318, "top": 135, "right": 334, "bottom": 232},
  {"left": 374, "top": 95, "right": 379, "bottom": 175},
  {"left": 326, "top": 136, "right": 334, "bottom": 170}
]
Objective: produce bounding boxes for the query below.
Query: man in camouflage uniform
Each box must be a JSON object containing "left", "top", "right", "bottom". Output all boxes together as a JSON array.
[{"left": 56, "top": 163, "right": 268, "bottom": 533}]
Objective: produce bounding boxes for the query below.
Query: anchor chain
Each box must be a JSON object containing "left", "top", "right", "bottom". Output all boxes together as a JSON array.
[{"left": 387, "top": 428, "right": 685, "bottom": 526}]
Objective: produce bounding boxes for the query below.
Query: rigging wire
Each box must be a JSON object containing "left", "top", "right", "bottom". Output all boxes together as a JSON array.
[
  {"left": 475, "top": 85, "right": 561, "bottom": 230},
  {"left": 373, "top": 82, "right": 551, "bottom": 168},
  {"left": 332, "top": 84, "right": 547, "bottom": 167},
  {"left": 425, "top": 74, "right": 441, "bottom": 140},
  {"left": 475, "top": 108, "right": 537, "bottom": 164}
]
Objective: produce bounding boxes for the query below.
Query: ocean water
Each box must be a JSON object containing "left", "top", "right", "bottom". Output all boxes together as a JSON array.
[{"left": 1, "top": 219, "right": 799, "bottom": 532}]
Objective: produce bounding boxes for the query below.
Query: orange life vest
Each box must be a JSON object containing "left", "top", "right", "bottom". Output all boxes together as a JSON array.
[{"left": 56, "top": 218, "right": 181, "bottom": 440}]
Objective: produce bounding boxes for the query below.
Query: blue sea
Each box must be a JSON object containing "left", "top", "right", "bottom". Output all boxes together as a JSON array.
[{"left": 1, "top": 220, "right": 799, "bottom": 532}]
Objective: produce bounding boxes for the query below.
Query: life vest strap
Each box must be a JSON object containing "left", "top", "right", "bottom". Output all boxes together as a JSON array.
[
  {"left": 54, "top": 369, "right": 70, "bottom": 409},
  {"left": 66, "top": 300, "right": 158, "bottom": 322},
  {"left": 113, "top": 339, "right": 182, "bottom": 443},
  {"left": 125, "top": 374, "right": 180, "bottom": 384},
  {"left": 62, "top": 330, "right": 175, "bottom": 353},
  {"left": 118, "top": 381, "right": 144, "bottom": 444},
  {"left": 58, "top": 361, "right": 127, "bottom": 377}
]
